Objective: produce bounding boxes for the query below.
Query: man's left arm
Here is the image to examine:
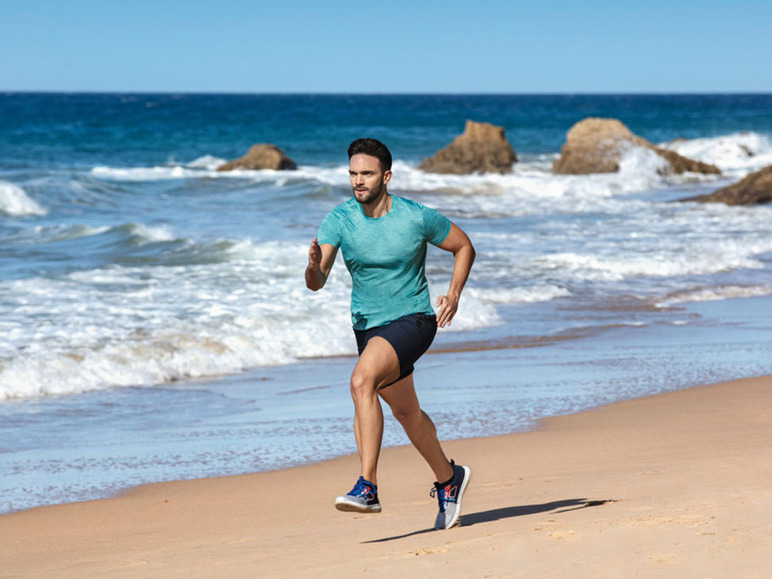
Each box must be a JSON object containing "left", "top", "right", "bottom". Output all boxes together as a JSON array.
[{"left": 435, "top": 222, "right": 476, "bottom": 328}]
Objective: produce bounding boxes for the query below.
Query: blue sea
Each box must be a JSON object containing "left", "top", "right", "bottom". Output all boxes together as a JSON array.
[{"left": 2, "top": 93, "right": 772, "bottom": 513}]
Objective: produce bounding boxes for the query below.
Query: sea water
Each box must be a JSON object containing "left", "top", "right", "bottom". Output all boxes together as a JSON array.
[{"left": 1, "top": 93, "right": 771, "bottom": 513}]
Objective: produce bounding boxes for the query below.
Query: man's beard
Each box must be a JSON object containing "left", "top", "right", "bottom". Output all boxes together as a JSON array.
[{"left": 353, "top": 181, "right": 384, "bottom": 205}]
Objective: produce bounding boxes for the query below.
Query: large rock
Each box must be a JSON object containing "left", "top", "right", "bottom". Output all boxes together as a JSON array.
[
  {"left": 681, "top": 165, "right": 772, "bottom": 206},
  {"left": 552, "top": 118, "right": 721, "bottom": 176},
  {"left": 419, "top": 120, "right": 517, "bottom": 175},
  {"left": 217, "top": 144, "right": 297, "bottom": 171}
]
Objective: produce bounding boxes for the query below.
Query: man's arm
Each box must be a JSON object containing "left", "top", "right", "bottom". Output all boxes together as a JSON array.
[
  {"left": 305, "top": 237, "right": 338, "bottom": 291},
  {"left": 435, "top": 223, "right": 475, "bottom": 328}
]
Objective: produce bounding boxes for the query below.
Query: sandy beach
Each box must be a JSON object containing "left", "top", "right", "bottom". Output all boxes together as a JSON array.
[{"left": 2, "top": 374, "right": 771, "bottom": 578}]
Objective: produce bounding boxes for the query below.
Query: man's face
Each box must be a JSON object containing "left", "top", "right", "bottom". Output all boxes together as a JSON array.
[{"left": 349, "top": 154, "right": 392, "bottom": 205}]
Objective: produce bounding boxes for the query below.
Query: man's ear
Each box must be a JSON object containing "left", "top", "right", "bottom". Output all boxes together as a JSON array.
[{"left": 383, "top": 170, "right": 393, "bottom": 184}]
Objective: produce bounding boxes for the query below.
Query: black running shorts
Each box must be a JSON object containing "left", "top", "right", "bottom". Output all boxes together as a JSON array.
[{"left": 354, "top": 313, "right": 437, "bottom": 388}]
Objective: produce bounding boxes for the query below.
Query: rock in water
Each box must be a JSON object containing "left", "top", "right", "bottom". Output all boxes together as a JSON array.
[
  {"left": 419, "top": 120, "right": 517, "bottom": 175},
  {"left": 681, "top": 165, "right": 772, "bottom": 205},
  {"left": 552, "top": 118, "right": 720, "bottom": 176},
  {"left": 217, "top": 144, "right": 297, "bottom": 171}
]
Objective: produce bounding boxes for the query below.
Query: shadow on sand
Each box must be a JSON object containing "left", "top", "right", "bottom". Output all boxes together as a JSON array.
[{"left": 362, "top": 498, "right": 615, "bottom": 544}]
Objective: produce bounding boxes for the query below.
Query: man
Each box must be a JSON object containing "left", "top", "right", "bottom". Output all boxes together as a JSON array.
[{"left": 305, "top": 138, "right": 475, "bottom": 530}]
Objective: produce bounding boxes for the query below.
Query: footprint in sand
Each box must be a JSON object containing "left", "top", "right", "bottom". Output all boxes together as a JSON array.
[
  {"left": 410, "top": 547, "right": 448, "bottom": 556},
  {"left": 548, "top": 530, "right": 576, "bottom": 540}
]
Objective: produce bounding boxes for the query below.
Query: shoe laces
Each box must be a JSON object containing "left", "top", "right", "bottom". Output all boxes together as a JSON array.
[
  {"left": 430, "top": 461, "right": 459, "bottom": 509},
  {"left": 430, "top": 482, "right": 457, "bottom": 511},
  {"left": 351, "top": 477, "right": 376, "bottom": 500}
]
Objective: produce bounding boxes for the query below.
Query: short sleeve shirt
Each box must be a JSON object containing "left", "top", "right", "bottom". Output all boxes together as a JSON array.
[{"left": 317, "top": 195, "right": 451, "bottom": 330}]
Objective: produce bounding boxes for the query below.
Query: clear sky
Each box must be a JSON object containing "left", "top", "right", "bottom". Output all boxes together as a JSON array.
[{"left": 2, "top": 0, "right": 770, "bottom": 93}]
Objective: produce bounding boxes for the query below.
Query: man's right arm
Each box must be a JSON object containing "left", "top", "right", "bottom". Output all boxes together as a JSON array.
[{"left": 305, "top": 237, "right": 337, "bottom": 291}]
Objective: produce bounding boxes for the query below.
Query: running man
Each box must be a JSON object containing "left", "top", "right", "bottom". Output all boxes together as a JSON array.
[{"left": 305, "top": 138, "right": 476, "bottom": 530}]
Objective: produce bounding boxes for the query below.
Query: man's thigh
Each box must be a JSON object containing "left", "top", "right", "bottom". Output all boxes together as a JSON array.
[{"left": 354, "top": 336, "right": 400, "bottom": 389}]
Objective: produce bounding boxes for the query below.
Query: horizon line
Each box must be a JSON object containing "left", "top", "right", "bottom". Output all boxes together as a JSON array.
[{"left": 2, "top": 89, "right": 771, "bottom": 97}]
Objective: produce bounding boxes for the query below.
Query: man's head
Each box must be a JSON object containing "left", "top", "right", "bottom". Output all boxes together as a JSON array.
[
  {"left": 348, "top": 138, "right": 393, "bottom": 206},
  {"left": 347, "top": 138, "right": 392, "bottom": 172}
]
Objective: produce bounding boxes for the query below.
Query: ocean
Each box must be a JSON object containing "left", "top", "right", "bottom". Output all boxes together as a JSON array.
[{"left": 2, "top": 93, "right": 771, "bottom": 513}]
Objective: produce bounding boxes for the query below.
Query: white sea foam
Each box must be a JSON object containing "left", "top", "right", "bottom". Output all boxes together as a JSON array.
[
  {"left": 9, "top": 223, "right": 174, "bottom": 248},
  {"left": 396, "top": 151, "right": 667, "bottom": 198},
  {"left": 89, "top": 131, "right": 771, "bottom": 194},
  {"left": 0, "top": 181, "right": 47, "bottom": 216},
  {"left": 48, "top": 223, "right": 111, "bottom": 242},
  {"left": 11, "top": 131, "right": 771, "bottom": 402},
  {"left": 126, "top": 223, "right": 176, "bottom": 244},
  {"left": 0, "top": 239, "right": 500, "bottom": 400},
  {"left": 91, "top": 165, "right": 201, "bottom": 181},
  {"left": 90, "top": 148, "right": 671, "bottom": 202},
  {"left": 90, "top": 162, "right": 313, "bottom": 183},
  {"left": 468, "top": 284, "right": 571, "bottom": 305},
  {"left": 186, "top": 155, "right": 227, "bottom": 169},
  {"left": 618, "top": 146, "right": 669, "bottom": 180},
  {"left": 657, "top": 285, "right": 772, "bottom": 307},
  {"left": 85, "top": 138, "right": 696, "bottom": 229},
  {"left": 0, "top": 223, "right": 107, "bottom": 246},
  {"left": 533, "top": 234, "right": 771, "bottom": 283},
  {"left": 661, "top": 132, "right": 772, "bottom": 175}
]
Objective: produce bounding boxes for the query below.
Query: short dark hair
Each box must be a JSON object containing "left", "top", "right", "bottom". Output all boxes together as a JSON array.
[{"left": 347, "top": 138, "right": 392, "bottom": 171}]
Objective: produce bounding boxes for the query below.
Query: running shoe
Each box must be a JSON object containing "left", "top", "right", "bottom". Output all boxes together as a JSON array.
[
  {"left": 334, "top": 476, "right": 382, "bottom": 513},
  {"left": 431, "top": 460, "right": 471, "bottom": 530}
]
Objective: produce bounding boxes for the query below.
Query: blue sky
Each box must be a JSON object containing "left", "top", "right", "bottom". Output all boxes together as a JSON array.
[{"left": 2, "top": 0, "right": 770, "bottom": 93}]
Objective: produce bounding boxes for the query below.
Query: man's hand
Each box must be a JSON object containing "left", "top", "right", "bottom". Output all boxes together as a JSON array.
[
  {"left": 308, "top": 237, "right": 322, "bottom": 271},
  {"left": 435, "top": 293, "right": 460, "bottom": 328},
  {"left": 435, "top": 222, "right": 475, "bottom": 329},
  {"left": 306, "top": 237, "right": 335, "bottom": 291}
]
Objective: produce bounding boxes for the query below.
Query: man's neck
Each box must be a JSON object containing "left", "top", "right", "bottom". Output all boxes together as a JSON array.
[{"left": 361, "top": 191, "right": 392, "bottom": 218}]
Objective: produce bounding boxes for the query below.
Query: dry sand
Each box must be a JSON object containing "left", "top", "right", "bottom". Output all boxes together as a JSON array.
[{"left": 2, "top": 375, "right": 771, "bottom": 578}]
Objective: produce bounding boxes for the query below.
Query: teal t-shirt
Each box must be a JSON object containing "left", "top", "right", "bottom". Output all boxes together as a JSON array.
[{"left": 317, "top": 195, "right": 451, "bottom": 330}]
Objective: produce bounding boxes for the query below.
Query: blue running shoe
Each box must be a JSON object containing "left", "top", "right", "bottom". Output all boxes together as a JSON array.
[
  {"left": 431, "top": 460, "right": 471, "bottom": 530},
  {"left": 335, "top": 476, "right": 381, "bottom": 513}
]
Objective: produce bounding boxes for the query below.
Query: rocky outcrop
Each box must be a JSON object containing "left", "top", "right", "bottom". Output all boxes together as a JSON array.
[
  {"left": 552, "top": 118, "right": 721, "bottom": 176},
  {"left": 217, "top": 144, "right": 297, "bottom": 171},
  {"left": 681, "top": 165, "right": 772, "bottom": 206},
  {"left": 656, "top": 148, "right": 721, "bottom": 176},
  {"left": 419, "top": 120, "right": 517, "bottom": 175}
]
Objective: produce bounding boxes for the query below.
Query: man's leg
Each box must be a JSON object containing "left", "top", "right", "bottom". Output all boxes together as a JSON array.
[
  {"left": 380, "top": 374, "right": 471, "bottom": 530},
  {"left": 378, "top": 374, "right": 454, "bottom": 484},
  {"left": 350, "top": 336, "right": 400, "bottom": 486}
]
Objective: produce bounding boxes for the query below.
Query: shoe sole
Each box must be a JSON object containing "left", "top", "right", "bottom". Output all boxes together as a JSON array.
[
  {"left": 442, "top": 465, "right": 471, "bottom": 530},
  {"left": 334, "top": 497, "right": 382, "bottom": 513}
]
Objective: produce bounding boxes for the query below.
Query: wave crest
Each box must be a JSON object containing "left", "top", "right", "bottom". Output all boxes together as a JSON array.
[
  {"left": 661, "top": 132, "right": 772, "bottom": 175},
  {"left": 0, "top": 181, "right": 47, "bottom": 216}
]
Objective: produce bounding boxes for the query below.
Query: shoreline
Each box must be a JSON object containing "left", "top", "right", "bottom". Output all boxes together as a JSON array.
[
  {"left": 3, "top": 291, "right": 771, "bottom": 516},
  {"left": 2, "top": 374, "right": 770, "bottom": 577}
]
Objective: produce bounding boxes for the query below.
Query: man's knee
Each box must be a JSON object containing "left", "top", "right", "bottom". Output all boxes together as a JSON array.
[{"left": 350, "top": 368, "right": 377, "bottom": 399}]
